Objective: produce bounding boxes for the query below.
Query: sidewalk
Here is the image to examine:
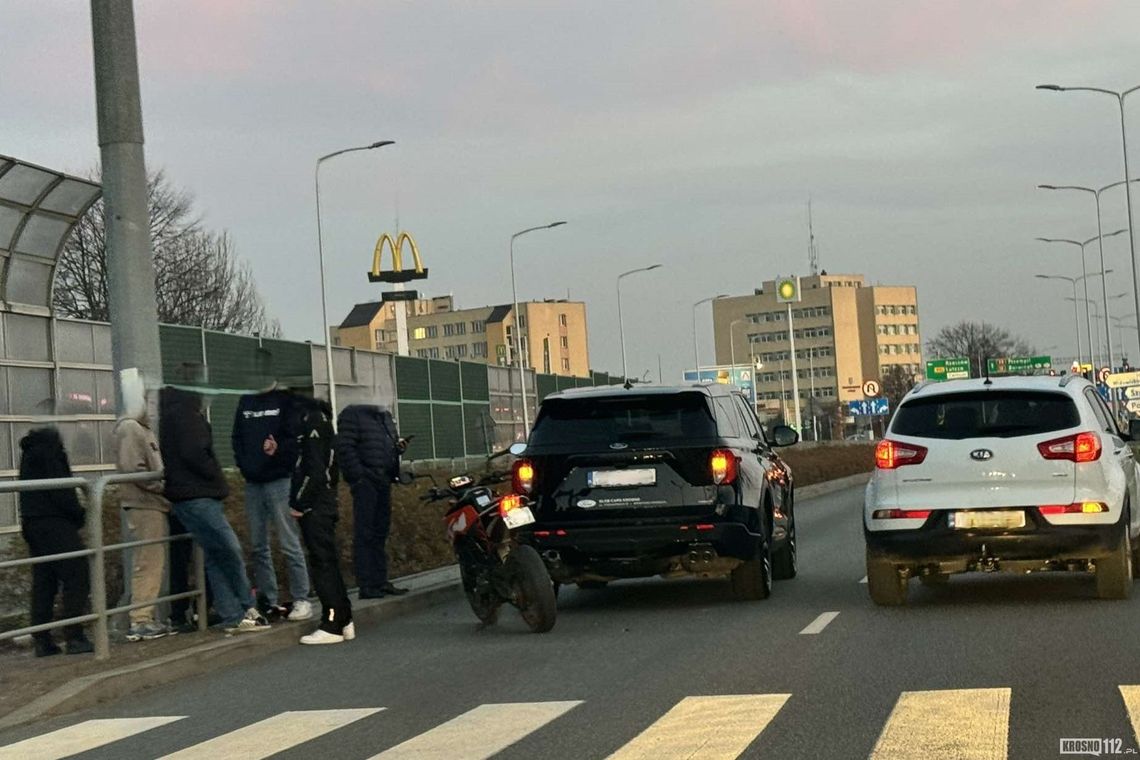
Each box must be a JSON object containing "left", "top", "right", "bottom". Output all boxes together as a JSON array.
[{"left": 0, "top": 565, "right": 460, "bottom": 731}]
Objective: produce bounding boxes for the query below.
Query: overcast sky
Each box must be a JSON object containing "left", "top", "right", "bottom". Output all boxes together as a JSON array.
[{"left": 6, "top": 1, "right": 1140, "bottom": 380}]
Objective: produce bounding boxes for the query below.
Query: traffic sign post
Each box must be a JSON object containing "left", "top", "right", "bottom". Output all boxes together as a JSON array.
[
  {"left": 926, "top": 358, "right": 970, "bottom": 381},
  {"left": 863, "top": 380, "right": 881, "bottom": 397},
  {"left": 848, "top": 398, "right": 890, "bottom": 416}
]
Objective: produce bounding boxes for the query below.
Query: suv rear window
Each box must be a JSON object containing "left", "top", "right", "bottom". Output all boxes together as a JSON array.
[
  {"left": 891, "top": 390, "right": 1081, "bottom": 440},
  {"left": 529, "top": 393, "right": 717, "bottom": 446}
]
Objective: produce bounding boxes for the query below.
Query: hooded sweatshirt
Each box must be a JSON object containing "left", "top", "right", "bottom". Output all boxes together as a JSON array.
[
  {"left": 159, "top": 387, "right": 229, "bottom": 503},
  {"left": 231, "top": 389, "right": 297, "bottom": 484},
  {"left": 18, "top": 428, "right": 85, "bottom": 524},
  {"left": 114, "top": 411, "right": 168, "bottom": 512}
]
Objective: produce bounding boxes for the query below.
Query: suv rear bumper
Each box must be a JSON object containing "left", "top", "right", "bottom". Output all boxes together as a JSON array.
[{"left": 520, "top": 520, "right": 761, "bottom": 581}]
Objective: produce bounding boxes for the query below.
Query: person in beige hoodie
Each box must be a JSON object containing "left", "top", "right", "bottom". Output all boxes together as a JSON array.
[{"left": 115, "top": 378, "right": 173, "bottom": 641}]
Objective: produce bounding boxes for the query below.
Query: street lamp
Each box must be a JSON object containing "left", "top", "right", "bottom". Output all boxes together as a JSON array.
[
  {"left": 729, "top": 317, "right": 753, "bottom": 373},
  {"left": 616, "top": 264, "right": 663, "bottom": 379},
  {"left": 1037, "top": 231, "right": 1125, "bottom": 369},
  {"left": 315, "top": 139, "right": 395, "bottom": 426},
  {"left": 1035, "top": 270, "right": 1113, "bottom": 368},
  {"left": 510, "top": 221, "right": 567, "bottom": 439},
  {"left": 1038, "top": 83, "right": 1140, "bottom": 361},
  {"left": 692, "top": 294, "right": 729, "bottom": 373},
  {"left": 1064, "top": 269, "right": 1115, "bottom": 369}
]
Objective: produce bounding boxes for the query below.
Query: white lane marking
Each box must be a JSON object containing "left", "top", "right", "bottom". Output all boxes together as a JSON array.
[
  {"left": 0, "top": 717, "right": 184, "bottom": 760},
  {"left": 161, "top": 709, "right": 381, "bottom": 759},
  {"left": 870, "top": 688, "right": 1010, "bottom": 760},
  {"left": 1118, "top": 686, "right": 1140, "bottom": 747},
  {"left": 608, "top": 694, "right": 790, "bottom": 760},
  {"left": 372, "top": 701, "right": 581, "bottom": 759},
  {"left": 859, "top": 576, "right": 868, "bottom": 584},
  {"left": 799, "top": 611, "right": 840, "bottom": 635}
]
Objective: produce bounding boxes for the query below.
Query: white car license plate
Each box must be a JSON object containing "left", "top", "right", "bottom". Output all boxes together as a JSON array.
[
  {"left": 588, "top": 468, "right": 656, "bottom": 488},
  {"left": 949, "top": 510, "right": 1026, "bottom": 530},
  {"left": 503, "top": 505, "right": 535, "bottom": 529}
]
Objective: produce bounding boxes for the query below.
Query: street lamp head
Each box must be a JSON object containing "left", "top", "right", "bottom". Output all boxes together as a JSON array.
[
  {"left": 1034, "top": 274, "right": 1051, "bottom": 279},
  {"left": 369, "top": 140, "right": 396, "bottom": 149},
  {"left": 1036, "top": 84, "right": 1064, "bottom": 91},
  {"left": 1038, "top": 184, "right": 1058, "bottom": 190},
  {"left": 647, "top": 264, "right": 663, "bottom": 271},
  {"left": 547, "top": 221, "right": 567, "bottom": 229}
]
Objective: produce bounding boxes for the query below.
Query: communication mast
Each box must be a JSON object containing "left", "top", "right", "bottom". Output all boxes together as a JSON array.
[{"left": 808, "top": 198, "right": 820, "bottom": 276}]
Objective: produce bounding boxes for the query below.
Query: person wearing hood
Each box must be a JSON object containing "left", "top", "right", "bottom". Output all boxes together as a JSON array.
[
  {"left": 158, "top": 387, "right": 268, "bottom": 634},
  {"left": 334, "top": 404, "right": 409, "bottom": 599},
  {"left": 289, "top": 396, "right": 354, "bottom": 644},
  {"left": 18, "top": 428, "right": 93, "bottom": 657},
  {"left": 232, "top": 387, "right": 312, "bottom": 622},
  {"left": 115, "top": 375, "right": 172, "bottom": 642}
]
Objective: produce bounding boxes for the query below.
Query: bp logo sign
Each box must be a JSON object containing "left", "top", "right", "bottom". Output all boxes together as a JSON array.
[{"left": 776, "top": 276, "right": 801, "bottom": 304}]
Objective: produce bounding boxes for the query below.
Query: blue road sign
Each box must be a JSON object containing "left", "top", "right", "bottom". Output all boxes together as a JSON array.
[{"left": 848, "top": 398, "right": 890, "bottom": 416}]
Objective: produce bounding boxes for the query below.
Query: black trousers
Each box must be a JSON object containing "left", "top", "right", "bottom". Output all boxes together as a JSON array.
[
  {"left": 168, "top": 511, "right": 212, "bottom": 625},
  {"left": 299, "top": 509, "right": 351, "bottom": 633},
  {"left": 351, "top": 478, "right": 392, "bottom": 589},
  {"left": 21, "top": 517, "right": 89, "bottom": 642}
]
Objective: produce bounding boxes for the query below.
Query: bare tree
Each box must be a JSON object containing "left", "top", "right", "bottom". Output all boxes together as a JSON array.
[
  {"left": 881, "top": 364, "right": 917, "bottom": 410},
  {"left": 54, "top": 170, "right": 281, "bottom": 337},
  {"left": 926, "top": 321, "right": 1034, "bottom": 378}
]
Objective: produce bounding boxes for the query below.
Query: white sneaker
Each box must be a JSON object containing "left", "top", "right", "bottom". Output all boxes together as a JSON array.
[
  {"left": 226, "top": 608, "right": 271, "bottom": 634},
  {"left": 342, "top": 622, "right": 356, "bottom": 641},
  {"left": 288, "top": 600, "right": 314, "bottom": 622},
  {"left": 300, "top": 629, "right": 345, "bottom": 645}
]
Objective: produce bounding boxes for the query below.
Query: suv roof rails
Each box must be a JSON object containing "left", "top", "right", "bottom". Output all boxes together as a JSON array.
[
  {"left": 1059, "top": 374, "right": 1084, "bottom": 388},
  {"left": 909, "top": 380, "right": 934, "bottom": 395}
]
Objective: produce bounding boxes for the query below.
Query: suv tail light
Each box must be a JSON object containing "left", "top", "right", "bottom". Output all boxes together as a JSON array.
[
  {"left": 1039, "top": 502, "right": 1108, "bottom": 515},
  {"left": 710, "top": 449, "right": 738, "bottom": 485},
  {"left": 512, "top": 459, "right": 535, "bottom": 494},
  {"left": 875, "top": 440, "right": 928, "bottom": 470},
  {"left": 871, "top": 509, "right": 932, "bottom": 520},
  {"left": 1037, "top": 432, "right": 1102, "bottom": 463}
]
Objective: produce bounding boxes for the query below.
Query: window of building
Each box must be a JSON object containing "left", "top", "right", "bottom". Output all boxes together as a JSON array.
[
  {"left": 561, "top": 358, "right": 571, "bottom": 372},
  {"left": 472, "top": 320, "right": 486, "bottom": 333},
  {"left": 518, "top": 315, "right": 527, "bottom": 329},
  {"left": 427, "top": 325, "right": 438, "bottom": 339},
  {"left": 444, "top": 323, "right": 455, "bottom": 337},
  {"left": 456, "top": 344, "right": 468, "bottom": 358},
  {"left": 560, "top": 336, "right": 569, "bottom": 349},
  {"left": 416, "top": 349, "right": 429, "bottom": 358},
  {"left": 559, "top": 313, "right": 568, "bottom": 327},
  {"left": 429, "top": 347, "right": 440, "bottom": 359},
  {"left": 412, "top": 327, "right": 427, "bottom": 341},
  {"left": 473, "top": 342, "right": 488, "bottom": 357}
]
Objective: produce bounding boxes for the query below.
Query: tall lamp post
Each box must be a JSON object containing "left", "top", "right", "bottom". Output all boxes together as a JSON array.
[
  {"left": 510, "top": 221, "right": 567, "bottom": 439},
  {"left": 315, "top": 140, "right": 394, "bottom": 424},
  {"left": 1037, "top": 231, "right": 1126, "bottom": 369},
  {"left": 1063, "top": 268, "right": 1115, "bottom": 368},
  {"left": 1038, "top": 83, "right": 1140, "bottom": 360},
  {"left": 692, "top": 294, "right": 729, "bottom": 374},
  {"left": 617, "top": 264, "right": 663, "bottom": 379}
]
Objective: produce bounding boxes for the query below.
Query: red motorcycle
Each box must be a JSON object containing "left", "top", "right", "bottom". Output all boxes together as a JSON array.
[{"left": 421, "top": 468, "right": 557, "bottom": 633}]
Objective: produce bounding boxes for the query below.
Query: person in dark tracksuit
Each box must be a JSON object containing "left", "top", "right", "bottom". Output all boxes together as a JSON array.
[
  {"left": 18, "top": 428, "right": 94, "bottom": 657},
  {"left": 334, "top": 405, "right": 408, "bottom": 599},
  {"left": 290, "top": 396, "right": 354, "bottom": 645}
]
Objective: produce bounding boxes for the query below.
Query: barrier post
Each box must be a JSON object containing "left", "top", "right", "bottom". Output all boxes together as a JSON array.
[
  {"left": 87, "top": 478, "right": 110, "bottom": 660},
  {"left": 194, "top": 544, "right": 208, "bottom": 632}
]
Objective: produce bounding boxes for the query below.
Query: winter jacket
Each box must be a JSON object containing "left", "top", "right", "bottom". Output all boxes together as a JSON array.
[
  {"left": 334, "top": 405, "right": 400, "bottom": 486},
  {"left": 231, "top": 390, "right": 298, "bottom": 484},
  {"left": 290, "top": 396, "right": 339, "bottom": 516},
  {"left": 18, "top": 428, "right": 85, "bottom": 525},
  {"left": 159, "top": 388, "right": 229, "bottom": 503},
  {"left": 114, "top": 414, "right": 168, "bottom": 512}
]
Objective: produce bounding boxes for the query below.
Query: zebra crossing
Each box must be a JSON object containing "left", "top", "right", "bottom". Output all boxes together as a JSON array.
[{"left": 3, "top": 686, "right": 1140, "bottom": 760}]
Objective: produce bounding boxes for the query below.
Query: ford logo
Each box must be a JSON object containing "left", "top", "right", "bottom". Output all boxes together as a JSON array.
[
  {"left": 970, "top": 449, "right": 994, "bottom": 461},
  {"left": 610, "top": 442, "right": 628, "bottom": 450}
]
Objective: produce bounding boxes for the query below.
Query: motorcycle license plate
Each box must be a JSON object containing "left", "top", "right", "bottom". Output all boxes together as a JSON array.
[
  {"left": 503, "top": 505, "right": 535, "bottom": 529},
  {"left": 949, "top": 510, "right": 1025, "bottom": 530}
]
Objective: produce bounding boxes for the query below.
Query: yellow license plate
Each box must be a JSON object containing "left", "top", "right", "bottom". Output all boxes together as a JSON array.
[{"left": 949, "top": 510, "right": 1026, "bottom": 530}]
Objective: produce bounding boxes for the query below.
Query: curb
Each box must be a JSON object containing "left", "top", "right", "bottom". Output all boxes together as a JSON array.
[
  {"left": 0, "top": 565, "right": 462, "bottom": 732},
  {"left": 796, "top": 472, "right": 871, "bottom": 501}
]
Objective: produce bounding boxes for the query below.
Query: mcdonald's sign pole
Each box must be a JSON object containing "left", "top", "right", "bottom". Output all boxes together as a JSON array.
[
  {"left": 315, "top": 139, "right": 394, "bottom": 423},
  {"left": 510, "top": 221, "right": 567, "bottom": 439}
]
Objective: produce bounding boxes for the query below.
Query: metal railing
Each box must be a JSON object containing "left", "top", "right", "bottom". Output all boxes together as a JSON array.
[{"left": 0, "top": 471, "right": 207, "bottom": 659}]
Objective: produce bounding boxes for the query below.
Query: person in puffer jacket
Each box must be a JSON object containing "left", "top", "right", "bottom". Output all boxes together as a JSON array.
[
  {"left": 334, "top": 405, "right": 408, "bottom": 599},
  {"left": 18, "top": 428, "right": 93, "bottom": 657}
]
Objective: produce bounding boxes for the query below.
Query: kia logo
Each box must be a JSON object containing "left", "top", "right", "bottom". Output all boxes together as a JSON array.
[
  {"left": 610, "top": 442, "right": 629, "bottom": 450},
  {"left": 970, "top": 449, "right": 994, "bottom": 461}
]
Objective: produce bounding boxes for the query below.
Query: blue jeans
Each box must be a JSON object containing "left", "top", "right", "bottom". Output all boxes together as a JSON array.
[
  {"left": 171, "top": 498, "right": 254, "bottom": 626},
  {"left": 245, "top": 479, "right": 310, "bottom": 605}
]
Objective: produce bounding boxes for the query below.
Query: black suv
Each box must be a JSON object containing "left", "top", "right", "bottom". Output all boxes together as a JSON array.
[{"left": 513, "top": 384, "right": 799, "bottom": 600}]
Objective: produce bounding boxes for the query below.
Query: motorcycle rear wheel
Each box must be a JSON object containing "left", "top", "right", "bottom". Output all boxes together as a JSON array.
[
  {"left": 510, "top": 545, "right": 557, "bottom": 633},
  {"left": 460, "top": 559, "right": 500, "bottom": 625}
]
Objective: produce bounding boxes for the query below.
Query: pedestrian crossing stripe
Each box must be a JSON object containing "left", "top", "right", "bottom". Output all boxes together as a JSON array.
[{"left": 6, "top": 687, "right": 1140, "bottom": 759}]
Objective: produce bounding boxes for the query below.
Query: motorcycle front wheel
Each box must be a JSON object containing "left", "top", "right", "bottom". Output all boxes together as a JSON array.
[
  {"left": 460, "top": 557, "right": 500, "bottom": 625},
  {"left": 509, "top": 544, "right": 557, "bottom": 633}
]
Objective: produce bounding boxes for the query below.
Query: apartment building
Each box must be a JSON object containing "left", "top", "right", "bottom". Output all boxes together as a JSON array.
[
  {"left": 711, "top": 273, "right": 921, "bottom": 419},
  {"left": 333, "top": 298, "right": 591, "bottom": 378}
]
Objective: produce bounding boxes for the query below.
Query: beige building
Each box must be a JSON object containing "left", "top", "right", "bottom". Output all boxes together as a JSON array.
[
  {"left": 333, "top": 297, "right": 591, "bottom": 378},
  {"left": 712, "top": 273, "right": 921, "bottom": 419}
]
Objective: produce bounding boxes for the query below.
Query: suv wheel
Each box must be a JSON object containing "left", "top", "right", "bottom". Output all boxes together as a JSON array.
[
  {"left": 1097, "top": 524, "right": 1133, "bottom": 600},
  {"left": 866, "top": 548, "right": 908, "bottom": 606},
  {"left": 772, "top": 513, "right": 797, "bottom": 580},
  {"left": 731, "top": 537, "right": 773, "bottom": 601}
]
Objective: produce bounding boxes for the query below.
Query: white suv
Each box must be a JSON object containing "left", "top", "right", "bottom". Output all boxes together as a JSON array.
[{"left": 864, "top": 375, "right": 1140, "bottom": 605}]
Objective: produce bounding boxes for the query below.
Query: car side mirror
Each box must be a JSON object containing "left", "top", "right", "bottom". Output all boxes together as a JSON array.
[
  {"left": 509, "top": 442, "right": 528, "bottom": 456},
  {"left": 1129, "top": 419, "right": 1140, "bottom": 442},
  {"left": 771, "top": 425, "right": 799, "bottom": 447}
]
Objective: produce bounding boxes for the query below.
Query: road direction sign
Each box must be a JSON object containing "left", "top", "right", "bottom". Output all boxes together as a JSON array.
[
  {"left": 1099, "top": 367, "right": 1112, "bottom": 384},
  {"left": 1105, "top": 371, "right": 1140, "bottom": 389},
  {"left": 985, "top": 356, "right": 1053, "bottom": 375},
  {"left": 1127, "top": 399, "right": 1140, "bottom": 414},
  {"left": 926, "top": 358, "right": 970, "bottom": 381},
  {"left": 848, "top": 398, "right": 889, "bottom": 416},
  {"left": 1125, "top": 387, "right": 1140, "bottom": 400},
  {"left": 863, "top": 380, "right": 881, "bottom": 397}
]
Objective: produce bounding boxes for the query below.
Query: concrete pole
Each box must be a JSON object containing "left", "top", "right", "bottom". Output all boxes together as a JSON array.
[
  {"left": 787, "top": 304, "right": 802, "bottom": 432},
  {"left": 91, "top": 0, "right": 163, "bottom": 412}
]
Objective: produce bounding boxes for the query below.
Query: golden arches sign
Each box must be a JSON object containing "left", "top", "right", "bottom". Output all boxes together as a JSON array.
[{"left": 368, "top": 231, "right": 429, "bottom": 283}]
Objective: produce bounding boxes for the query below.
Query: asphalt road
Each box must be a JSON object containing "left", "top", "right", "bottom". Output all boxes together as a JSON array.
[{"left": 6, "top": 483, "right": 1140, "bottom": 759}]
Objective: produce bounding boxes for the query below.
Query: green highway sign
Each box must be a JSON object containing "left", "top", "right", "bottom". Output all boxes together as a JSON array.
[
  {"left": 985, "top": 356, "right": 1053, "bottom": 375},
  {"left": 926, "top": 357, "right": 971, "bottom": 381}
]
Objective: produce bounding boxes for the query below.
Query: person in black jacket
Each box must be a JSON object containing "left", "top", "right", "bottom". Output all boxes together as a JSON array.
[
  {"left": 159, "top": 388, "right": 268, "bottom": 633},
  {"left": 18, "top": 428, "right": 93, "bottom": 657},
  {"left": 289, "top": 396, "right": 354, "bottom": 644},
  {"left": 334, "top": 405, "right": 408, "bottom": 598}
]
